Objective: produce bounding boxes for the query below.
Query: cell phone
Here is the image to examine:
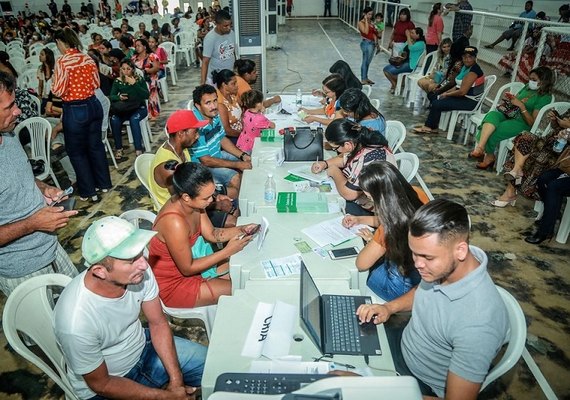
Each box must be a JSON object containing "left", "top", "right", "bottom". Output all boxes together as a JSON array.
[
  {"left": 57, "top": 197, "right": 76, "bottom": 211},
  {"left": 505, "top": 92, "right": 514, "bottom": 99},
  {"left": 328, "top": 247, "right": 359, "bottom": 260},
  {"left": 238, "top": 224, "right": 261, "bottom": 240}
]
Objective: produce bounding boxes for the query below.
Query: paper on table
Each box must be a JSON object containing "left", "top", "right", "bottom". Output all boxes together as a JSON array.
[
  {"left": 250, "top": 360, "right": 331, "bottom": 374},
  {"left": 261, "top": 253, "right": 303, "bottom": 279},
  {"left": 257, "top": 216, "right": 269, "bottom": 250},
  {"left": 287, "top": 165, "right": 328, "bottom": 183},
  {"left": 301, "top": 216, "right": 370, "bottom": 247},
  {"left": 241, "top": 301, "right": 297, "bottom": 359}
]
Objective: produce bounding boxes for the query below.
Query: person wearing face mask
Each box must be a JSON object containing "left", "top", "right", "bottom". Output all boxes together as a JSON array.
[{"left": 470, "top": 66, "right": 555, "bottom": 170}]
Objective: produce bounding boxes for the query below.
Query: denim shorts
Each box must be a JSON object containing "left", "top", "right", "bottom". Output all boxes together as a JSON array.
[
  {"left": 209, "top": 151, "right": 239, "bottom": 186},
  {"left": 367, "top": 260, "right": 418, "bottom": 301},
  {"left": 383, "top": 62, "right": 412, "bottom": 76}
]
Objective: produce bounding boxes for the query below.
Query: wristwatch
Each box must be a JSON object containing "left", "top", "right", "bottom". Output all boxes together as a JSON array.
[{"left": 239, "top": 152, "right": 248, "bottom": 161}]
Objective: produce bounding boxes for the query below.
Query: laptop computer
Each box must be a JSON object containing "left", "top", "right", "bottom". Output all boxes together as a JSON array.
[{"left": 299, "top": 262, "right": 382, "bottom": 356}]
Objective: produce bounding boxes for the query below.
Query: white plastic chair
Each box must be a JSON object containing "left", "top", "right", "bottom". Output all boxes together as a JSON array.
[
  {"left": 404, "top": 51, "right": 437, "bottom": 107},
  {"left": 158, "top": 74, "right": 169, "bottom": 103},
  {"left": 119, "top": 210, "right": 157, "bottom": 257},
  {"left": 495, "top": 102, "right": 569, "bottom": 174},
  {"left": 555, "top": 198, "right": 570, "bottom": 244},
  {"left": 393, "top": 152, "right": 419, "bottom": 182},
  {"left": 370, "top": 98, "right": 380, "bottom": 109},
  {"left": 9, "top": 55, "right": 26, "bottom": 73},
  {"left": 98, "top": 94, "right": 118, "bottom": 169},
  {"left": 361, "top": 85, "right": 372, "bottom": 97},
  {"left": 443, "top": 75, "right": 497, "bottom": 141},
  {"left": 0, "top": 41, "right": 5, "bottom": 52},
  {"left": 14, "top": 117, "right": 60, "bottom": 188},
  {"left": 135, "top": 153, "right": 162, "bottom": 210},
  {"left": 17, "top": 69, "right": 40, "bottom": 92},
  {"left": 174, "top": 31, "right": 195, "bottom": 67},
  {"left": 480, "top": 286, "right": 527, "bottom": 391},
  {"left": 395, "top": 49, "right": 426, "bottom": 97},
  {"left": 7, "top": 46, "right": 25, "bottom": 59},
  {"left": 464, "top": 81, "right": 525, "bottom": 145},
  {"left": 159, "top": 42, "right": 177, "bottom": 86},
  {"left": 45, "top": 42, "right": 59, "bottom": 56},
  {"left": 161, "top": 300, "right": 217, "bottom": 339},
  {"left": 28, "top": 43, "right": 45, "bottom": 57},
  {"left": 2, "top": 274, "right": 79, "bottom": 400},
  {"left": 385, "top": 120, "right": 406, "bottom": 153}
]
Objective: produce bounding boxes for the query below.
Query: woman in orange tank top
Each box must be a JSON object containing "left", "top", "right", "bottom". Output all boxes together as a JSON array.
[{"left": 148, "top": 162, "right": 258, "bottom": 308}]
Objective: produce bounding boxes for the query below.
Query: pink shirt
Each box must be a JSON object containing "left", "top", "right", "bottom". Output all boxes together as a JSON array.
[
  {"left": 426, "top": 15, "right": 444, "bottom": 46},
  {"left": 236, "top": 109, "right": 273, "bottom": 153}
]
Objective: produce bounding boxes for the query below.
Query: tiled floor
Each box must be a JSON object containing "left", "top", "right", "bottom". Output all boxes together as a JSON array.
[{"left": 1, "top": 19, "right": 569, "bottom": 399}]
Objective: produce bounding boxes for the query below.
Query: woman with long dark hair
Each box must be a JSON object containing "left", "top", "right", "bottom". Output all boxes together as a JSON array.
[
  {"left": 383, "top": 27, "right": 426, "bottom": 94},
  {"left": 343, "top": 161, "right": 426, "bottom": 300},
  {"left": 109, "top": 59, "right": 149, "bottom": 159},
  {"left": 426, "top": 2, "right": 444, "bottom": 54},
  {"left": 301, "top": 73, "right": 346, "bottom": 126},
  {"left": 311, "top": 119, "right": 393, "bottom": 216},
  {"left": 358, "top": 6, "right": 378, "bottom": 86},
  {"left": 329, "top": 60, "right": 362, "bottom": 90},
  {"left": 132, "top": 37, "right": 160, "bottom": 119},
  {"left": 338, "top": 88, "right": 386, "bottom": 136},
  {"left": 37, "top": 48, "right": 55, "bottom": 114},
  {"left": 52, "top": 27, "right": 112, "bottom": 202},
  {"left": 149, "top": 162, "right": 257, "bottom": 307},
  {"left": 0, "top": 51, "right": 18, "bottom": 78},
  {"left": 212, "top": 69, "right": 243, "bottom": 142},
  {"left": 234, "top": 58, "right": 281, "bottom": 107}
]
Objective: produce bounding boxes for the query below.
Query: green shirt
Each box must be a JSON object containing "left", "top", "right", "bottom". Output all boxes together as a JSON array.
[
  {"left": 515, "top": 85, "right": 552, "bottom": 122},
  {"left": 109, "top": 76, "right": 150, "bottom": 102}
]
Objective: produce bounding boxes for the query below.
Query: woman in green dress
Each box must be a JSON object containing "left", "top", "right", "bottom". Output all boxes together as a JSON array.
[{"left": 471, "top": 66, "right": 555, "bottom": 169}]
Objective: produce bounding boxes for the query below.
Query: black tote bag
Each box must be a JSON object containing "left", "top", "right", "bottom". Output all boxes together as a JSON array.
[{"left": 283, "top": 127, "right": 324, "bottom": 162}]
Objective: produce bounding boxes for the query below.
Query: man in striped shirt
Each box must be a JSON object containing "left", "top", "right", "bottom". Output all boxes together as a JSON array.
[{"left": 190, "top": 84, "right": 251, "bottom": 199}]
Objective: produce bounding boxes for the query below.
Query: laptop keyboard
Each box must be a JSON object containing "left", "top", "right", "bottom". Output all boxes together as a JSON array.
[{"left": 329, "top": 296, "right": 361, "bottom": 353}]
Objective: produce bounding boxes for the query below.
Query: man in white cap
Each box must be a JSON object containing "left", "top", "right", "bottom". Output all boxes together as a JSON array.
[{"left": 54, "top": 216, "right": 207, "bottom": 400}]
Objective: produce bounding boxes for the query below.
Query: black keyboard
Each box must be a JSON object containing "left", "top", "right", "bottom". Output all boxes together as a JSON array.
[
  {"left": 214, "top": 372, "right": 332, "bottom": 395},
  {"left": 329, "top": 296, "right": 361, "bottom": 353}
]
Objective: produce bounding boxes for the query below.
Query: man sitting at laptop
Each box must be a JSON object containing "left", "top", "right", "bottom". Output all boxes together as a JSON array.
[{"left": 356, "top": 199, "right": 509, "bottom": 399}]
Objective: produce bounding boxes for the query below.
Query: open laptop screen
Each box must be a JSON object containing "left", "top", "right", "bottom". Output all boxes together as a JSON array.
[{"left": 299, "top": 262, "right": 323, "bottom": 352}]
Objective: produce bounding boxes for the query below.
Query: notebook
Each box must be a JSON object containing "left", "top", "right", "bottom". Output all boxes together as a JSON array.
[{"left": 299, "top": 262, "right": 382, "bottom": 356}]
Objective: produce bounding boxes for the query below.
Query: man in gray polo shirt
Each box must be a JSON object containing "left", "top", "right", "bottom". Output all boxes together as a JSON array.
[
  {"left": 200, "top": 10, "right": 236, "bottom": 85},
  {"left": 0, "top": 72, "right": 78, "bottom": 296},
  {"left": 357, "top": 199, "right": 509, "bottom": 399}
]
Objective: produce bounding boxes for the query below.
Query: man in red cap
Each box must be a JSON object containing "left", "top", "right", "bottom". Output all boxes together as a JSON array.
[{"left": 149, "top": 110, "right": 237, "bottom": 226}]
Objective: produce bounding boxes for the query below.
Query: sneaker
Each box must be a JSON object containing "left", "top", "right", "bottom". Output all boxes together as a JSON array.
[{"left": 79, "top": 195, "right": 99, "bottom": 202}]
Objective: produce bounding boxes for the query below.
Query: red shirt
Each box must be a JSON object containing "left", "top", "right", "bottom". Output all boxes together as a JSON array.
[
  {"left": 52, "top": 48, "right": 100, "bottom": 102},
  {"left": 361, "top": 23, "right": 378, "bottom": 41},
  {"left": 393, "top": 20, "right": 415, "bottom": 43}
]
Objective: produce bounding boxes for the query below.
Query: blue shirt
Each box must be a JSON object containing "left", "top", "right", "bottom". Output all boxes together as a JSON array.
[
  {"left": 359, "top": 116, "right": 386, "bottom": 136},
  {"left": 191, "top": 106, "right": 226, "bottom": 162},
  {"left": 514, "top": 10, "right": 537, "bottom": 29}
]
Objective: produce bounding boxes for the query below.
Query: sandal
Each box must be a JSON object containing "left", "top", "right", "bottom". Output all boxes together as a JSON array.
[
  {"left": 504, "top": 171, "right": 523, "bottom": 186},
  {"left": 135, "top": 150, "right": 143, "bottom": 157},
  {"left": 411, "top": 126, "right": 437, "bottom": 134},
  {"left": 114, "top": 149, "right": 124, "bottom": 160},
  {"left": 468, "top": 146, "right": 484, "bottom": 159}
]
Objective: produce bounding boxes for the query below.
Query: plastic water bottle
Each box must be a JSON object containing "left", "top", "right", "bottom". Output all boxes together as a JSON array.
[
  {"left": 296, "top": 88, "right": 302, "bottom": 107},
  {"left": 553, "top": 129, "right": 570, "bottom": 153},
  {"left": 264, "top": 173, "right": 276, "bottom": 204}
]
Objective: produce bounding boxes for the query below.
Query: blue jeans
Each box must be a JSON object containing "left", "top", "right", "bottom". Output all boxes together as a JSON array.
[
  {"left": 383, "top": 62, "right": 412, "bottom": 76},
  {"left": 424, "top": 94, "right": 478, "bottom": 129},
  {"left": 536, "top": 169, "right": 570, "bottom": 236},
  {"left": 62, "top": 95, "right": 112, "bottom": 197},
  {"left": 360, "top": 39, "right": 375, "bottom": 81},
  {"left": 110, "top": 106, "right": 148, "bottom": 151},
  {"left": 88, "top": 329, "right": 207, "bottom": 400},
  {"left": 209, "top": 151, "right": 239, "bottom": 186},
  {"left": 366, "top": 260, "right": 419, "bottom": 301}
]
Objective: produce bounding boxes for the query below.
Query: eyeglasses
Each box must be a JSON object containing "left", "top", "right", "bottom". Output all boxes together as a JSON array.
[{"left": 330, "top": 143, "right": 342, "bottom": 152}]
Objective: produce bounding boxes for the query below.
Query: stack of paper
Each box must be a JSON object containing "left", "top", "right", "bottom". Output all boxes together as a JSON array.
[
  {"left": 287, "top": 165, "right": 328, "bottom": 183},
  {"left": 276, "top": 192, "right": 329, "bottom": 213}
]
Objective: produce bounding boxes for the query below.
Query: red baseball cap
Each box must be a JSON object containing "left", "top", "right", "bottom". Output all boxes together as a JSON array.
[{"left": 166, "top": 110, "right": 208, "bottom": 135}]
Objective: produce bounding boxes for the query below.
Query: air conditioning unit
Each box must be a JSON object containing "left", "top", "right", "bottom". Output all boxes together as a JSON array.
[{"left": 233, "top": 0, "right": 266, "bottom": 93}]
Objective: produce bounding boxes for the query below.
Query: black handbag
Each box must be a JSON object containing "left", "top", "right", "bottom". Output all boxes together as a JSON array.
[
  {"left": 283, "top": 127, "right": 324, "bottom": 162},
  {"left": 110, "top": 99, "right": 143, "bottom": 117}
]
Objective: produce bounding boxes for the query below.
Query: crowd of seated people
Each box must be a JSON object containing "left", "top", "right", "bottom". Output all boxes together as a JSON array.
[{"left": 1, "top": 3, "right": 569, "bottom": 399}]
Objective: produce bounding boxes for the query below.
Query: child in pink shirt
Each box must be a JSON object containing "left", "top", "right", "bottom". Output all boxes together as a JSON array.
[{"left": 237, "top": 89, "right": 275, "bottom": 153}]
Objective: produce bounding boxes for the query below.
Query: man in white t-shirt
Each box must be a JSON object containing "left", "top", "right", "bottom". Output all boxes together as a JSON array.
[
  {"left": 200, "top": 9, "right": 236, "bottom": 85},
  {"left": 54, "top": 216, "right": 207, "bottom": 400}
]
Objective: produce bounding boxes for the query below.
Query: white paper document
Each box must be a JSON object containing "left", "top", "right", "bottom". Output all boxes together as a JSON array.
[
  {"left": 301, "top": 216, "right": 371, "bottom": 247},
  {"left": 287, "top": 165, "right": 328, "bottom": 183},
  {"left": 261, "top": 253, "right": 303, "bottom": 279},
  {"left": 241, "top": 301, "right": 297, "bottom": 359},
  {"left": 257, "top": 216, "right": 269, "bottom": 250}
]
